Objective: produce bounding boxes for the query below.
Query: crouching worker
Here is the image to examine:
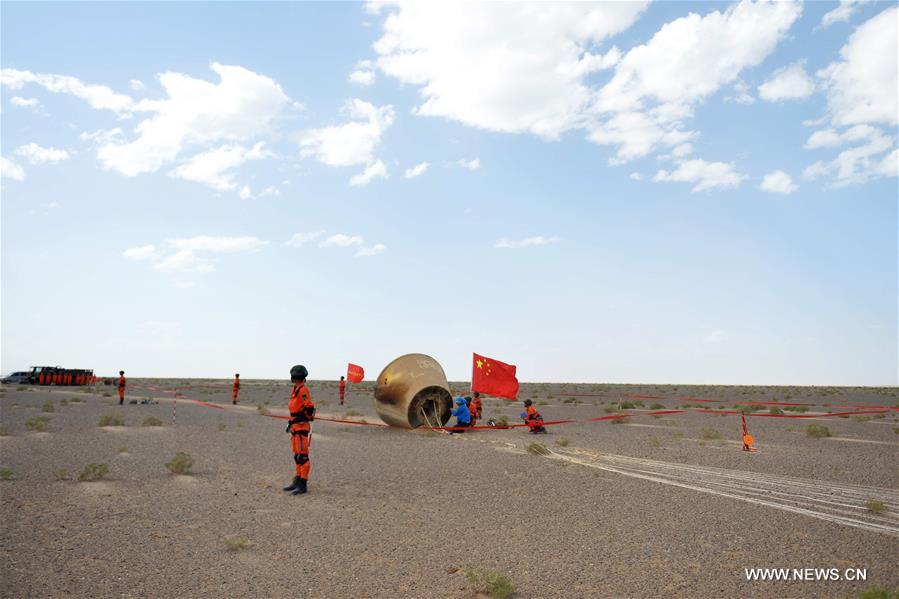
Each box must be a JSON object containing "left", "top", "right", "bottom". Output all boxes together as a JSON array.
[
  {"left": 449, "top": 396, "right": 471, "bottom": 433},
  {"left": 283, "top": 364, "right": 315, "bottom": 496},
  {"left": 520, "top": 399, "right": 547, "bottom": 434}
]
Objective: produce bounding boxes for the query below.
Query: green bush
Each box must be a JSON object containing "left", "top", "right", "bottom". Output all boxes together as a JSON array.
[
  {"left": 42, "top": 400, "right": 55, "bottom": 412},
  {"left": 700, "top": 427, "right": 722, "bottom": 440},
  {"left": 526, "top": 442, "right": 550, "bottom": 455},
  {"left": 857, "top": 586, "right": 898, "bottom": 599},
  {"left": 224, "top": 535, "right": 252, "bottom": 551},
  {"left": 54, "top": 468, "right": 69, "bottom": 481},
  {"left": 142, "top": 416, "right": 163, "bottom": 427},
  {"left": 806, "top": 424, "right": 832, "bottom": 438},
  {"left": 78, "top": 463, "right": 109, "bottom": 482},
  {"left": 555, "top": 438, "right": 570, "bottom": 447},
  {"left": 25, "top": 416, "right": 50, "bottom": 432},
  {"left": 0, "top": 467, "right": 13, "bottom": 480},
  {"left": 864, "top": 499, "right": 886, "bottom": 514},
  {"left": 463, "top": 567, "right": 515, "bottom": 599},
  {"left": 98, "top": 414, "right": 124, "bottom": 427},
  {"left": 166, "top": 452, "right": 194, "bottom": 474},
  {"left": 650, "top": 403, "right": 665, "bottom": 410},
  {"left": 768, "top": 407, "right": 784, "bottom": 415}
]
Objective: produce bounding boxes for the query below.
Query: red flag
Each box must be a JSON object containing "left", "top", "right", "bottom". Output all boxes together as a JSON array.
[
  {"left": 471, "top": 353, "right": 519, "bottom": 400},
  {"left": 347, "top": 363, "right": 365, "bottom": 383}
]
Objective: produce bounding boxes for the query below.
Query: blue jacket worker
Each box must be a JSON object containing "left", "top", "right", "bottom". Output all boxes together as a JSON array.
[{"left": 449, "top": 396, "right": 471, "bottom": 433}]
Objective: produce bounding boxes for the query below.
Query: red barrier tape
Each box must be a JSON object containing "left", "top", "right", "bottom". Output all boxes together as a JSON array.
[{"left": 126, "top": 382, "right": 898, "bottom": 432}]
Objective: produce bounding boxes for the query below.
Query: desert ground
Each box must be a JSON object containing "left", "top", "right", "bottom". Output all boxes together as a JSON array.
[{"left": 1, "top": 379, "right": 897, "bottom": 598}]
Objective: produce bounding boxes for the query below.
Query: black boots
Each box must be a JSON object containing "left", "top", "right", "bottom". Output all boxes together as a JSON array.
[
  {"left": 291, "top": 478, "right": 308, "bottom": 495},
  {"left": 283, "top": 477, "right": 308, "bottom": 494}
]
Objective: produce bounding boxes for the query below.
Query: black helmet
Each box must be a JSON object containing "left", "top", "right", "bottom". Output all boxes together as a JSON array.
[
  {"left": 290, "top": 365, "right": 308, "bottom": 381},
  {"left": 524, "top": 399, "right": 533, "bottom": 407}
]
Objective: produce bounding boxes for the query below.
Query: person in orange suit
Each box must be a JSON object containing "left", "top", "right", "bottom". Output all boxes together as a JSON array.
[
  {"left": 338, "top": 375, "right": 346, "bottom": 405},
  {"left": 520, "top": 399, "right": 547, "bottom": 434},
  {"left": 118, "top": 370, "right": 126, "bottom": 405},
  {"left": 470, "top": 392, "right": 483, "bottom": 426},
  {"left": 283, "top": 365, "right": 314, "bottom": 496},
  {"left": 39, "top": 372, "right": 45, "bottom": 385},
  {"left": 232, "top": 373, "right": 240, "bottom": 405}
]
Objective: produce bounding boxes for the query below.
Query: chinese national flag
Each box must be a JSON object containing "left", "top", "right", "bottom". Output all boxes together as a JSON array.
[
  {"left": 471, "top": 353, "right": 519, "bottom": 400},
  {"left": 347, "top": 363, "right": 365, "bottom": 383}
]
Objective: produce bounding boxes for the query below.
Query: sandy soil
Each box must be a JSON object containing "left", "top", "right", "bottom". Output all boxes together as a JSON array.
[{"left": 1, "top": 380, "right": 897, "bottom": 598}]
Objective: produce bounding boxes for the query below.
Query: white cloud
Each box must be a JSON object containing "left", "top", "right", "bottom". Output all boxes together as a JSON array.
[
  {"left": 803, "top": 128, "right": 895, "bottom": 186},
  {"left": 258, "top": 185, "right": 280, "bottom": 198},
  {"left": 629, "top": 172, "right": 643, "bottom": 181},
  {"left": 453, "top": 158, "right": 480, "bottom": 170},
  {"left": 349, "top": 160, "right": 388, "bottom": 186},
  {"left": 1, "top": 157, "right": 25, "bottom": 181},
  {"left": 1, "top": 68, "right": 135, "bottom": 113},
  {"left": 758, "top": 62, "right": 816, "bottom": 102},
  {"left": 819, "top": 0, "right": 873, "bottom": 28},
  {"left": 285, "top": 230, "right": 326, "bottom": 247},
  {"left": 129, "top": 79, "right": 145, "bottom": 91},
  {"left": 803, "top": 8, "right": 898, "bottom": 187},
  {"left": 173, "top": 281, "right": 195, "bottom": 289},
  {"left": 123, "top": 245, "right": 158, "bottom": 260},
  {"left": 653, "top": 158, "right": 747, "bottom": 192},
  {"left": 874, "top": 149, "right": 898, "bottom": 178},
  {"left": 80, "top": 128, "right": 124, "bottom": 145},
  {"left": 760, "top": 170, "right": 798, "bottom": 194},
  {"left": 169, "top": 142, "right": 268, "bottom": 191},
  {"left": 47, "top": 202, "right": 59, "bottom": 209},
  {"left": 153, "top": 249, "right": 215, "bottom": 273},
  {"left": 591, "top": 1, "right": 802, "bottom": 161},
  {"left": 348, "top": 60, "right": 376, "bottom": 86},
  {"left": 15, "top": 143, "right": 71, "bottom": 165},
  {"left": 9, "top": 96, "right": 39, "bottom": 108},
  {"left": 97, "top": 63, "right": 293, "bottom": 177},
  {"left": 725, "top": 79, "right": 755, "bottom": 105},
  {"left": 818, "top": 6, "right": 897, "bottom": 128},
  {"left": 705, "top": 330, "right": 725, "bottom": 344},
  {"left": 300, "top": 99, "right": 394, "bottom": 167},
  {"left": 372, "top": 2, "right": 648, "bottom": 138},
  {"left": 804, "top": 124, "right": 877, "bottom": 149},
  {"left": 355, "top": 243, "right": 386, "bottom": 257},
  {"left": 239, "top": 185, "right": 253, "bottom": 200},
  {"left": 126, "top": 236, "right": 267, "bottom": 274},
  {"left": 169, "top": 235, "right": 268, "bottom": 253},
  {"left": 320, "top": 234, "right": 364, "bottom": 248},
  {"left": 495, "top": 236, "right": 560, "bottom": 249},
  {"left": 403, "top": 161, "right": 429, "bottom": 179}
]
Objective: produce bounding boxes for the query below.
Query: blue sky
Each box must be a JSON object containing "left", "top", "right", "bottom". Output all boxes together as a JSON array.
[{"left": 1, "top": 1, "right": 896, "bottom": 385}]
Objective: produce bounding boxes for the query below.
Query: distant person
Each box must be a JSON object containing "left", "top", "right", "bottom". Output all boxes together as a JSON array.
[
  {"left": 118, "top": 371, "right": 126, "bottom": 405},
  {"left": 338, "top": 375, "right": 346, "bottom": 405},
  {"left": 521, "top": 399, "right": 547, "bottom": 434},
  {"left": 470, "top": 392, "right": 483, "bottom": 426},
  {"left": 283, "top": 365, "right": 315, "bottom": 496},
  {"left": 449, "top": 396, "right": 471, "bottom": 433},
  {"left": 232, "top": 373, "right": 241, "bottom": 405}
]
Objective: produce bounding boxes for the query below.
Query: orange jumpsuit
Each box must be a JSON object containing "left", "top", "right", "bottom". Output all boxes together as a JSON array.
[
  {"left": 118, "top": 375, "right": 126, "bottom": 403},
  {"left": 524, "top": 405, "right": 545, "bottom": 433},
  {"left": 232, "top": 377, "right": 240, "bottom": 404},
  {"left": 287, "top": 382, "right": 315, "bottom": 480},
  {"left": 39, "top": 373, "right": 45, "bottom": 385},
  {"left": 338, "top": 379, "right": 346, "bottom": 405},
  {"left": 470, "top": 396, "right": 482, "bottom": 425}
]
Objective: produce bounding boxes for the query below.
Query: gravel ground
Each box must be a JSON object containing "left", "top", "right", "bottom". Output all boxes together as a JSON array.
[{"left": 1, "top": 380, "right": 897, "bottom": 598}]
